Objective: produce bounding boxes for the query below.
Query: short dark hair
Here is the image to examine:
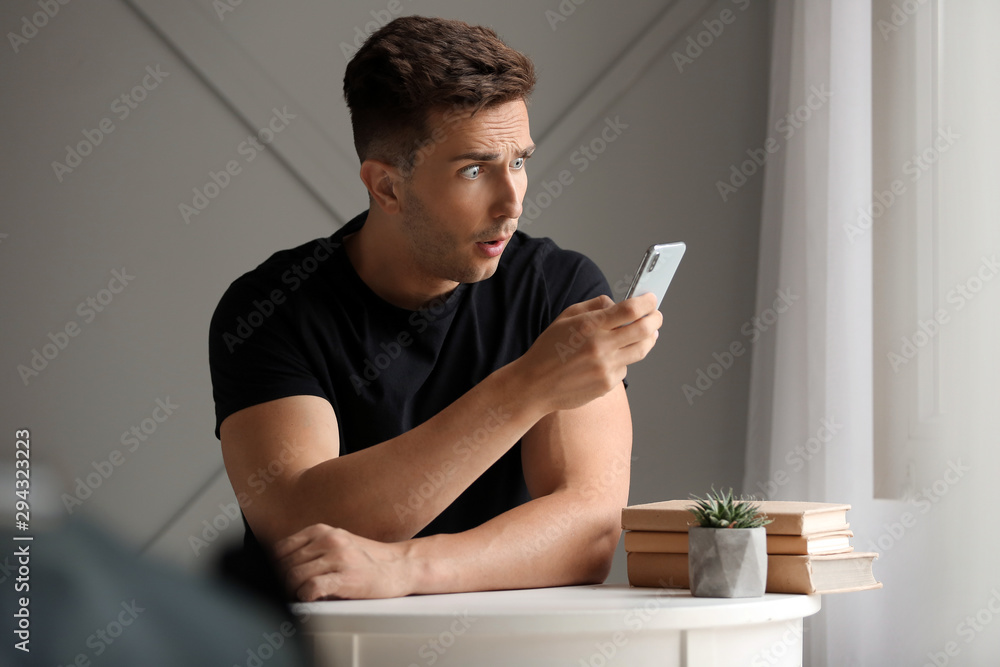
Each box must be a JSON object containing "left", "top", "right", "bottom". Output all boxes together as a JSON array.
[{"left": 343, "top": 16, "right": 536, "bottom": 172}]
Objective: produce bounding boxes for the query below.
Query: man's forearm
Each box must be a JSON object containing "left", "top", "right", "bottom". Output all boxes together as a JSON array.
[
  {"left": 404, "top": 486, "right": 626, "bottom": 595},
  {"left": 287, "top": 362, "right": 547, "bottom": 543}
]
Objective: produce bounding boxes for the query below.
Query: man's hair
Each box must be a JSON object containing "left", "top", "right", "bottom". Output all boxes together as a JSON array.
[{"left": 343, "top": 16, "right": 536, "bottom": 173}]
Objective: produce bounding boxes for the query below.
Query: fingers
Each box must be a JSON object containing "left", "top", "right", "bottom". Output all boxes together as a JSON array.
[
  {"left": 273, "top": 524, "right": 344, "bottom": 598},
  {"left": 296, "top": 572, "right": 346, "bottom": 602},
  {"left": 550, "top": 294, "right": 660, "bottom": 365},
  {"left": 555, "top": 294, "right": 615, "bottom": 321},
  {"left": 273, "top": 522, "right": 327, "bottom": 560},
  {"left": 602, "top": 292, "right": 659, "bottom": 329},
  {"left": 272, "top": 524, "right": 405, "bottom": 601},
  {"left": 561, "top": 293, "right": 658, "bottom": 332}
]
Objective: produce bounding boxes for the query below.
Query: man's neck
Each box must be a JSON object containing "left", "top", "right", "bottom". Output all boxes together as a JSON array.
[{"left": 344, "top": 210, "right": 458, "bottom": 311}]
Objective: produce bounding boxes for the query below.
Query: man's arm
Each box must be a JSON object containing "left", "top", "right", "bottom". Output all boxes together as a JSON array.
[
  {"left": 221, "top": 361, "right": 546, "bottom": 546},
  {"left": 221, "top": 293, "right": 659, "bottom": 597},
  {"left": 409, "top": 381, "right": 632, "bottom": 593},
  {"left": 273, "top": 383, "right": 631, "bottom": 600}
]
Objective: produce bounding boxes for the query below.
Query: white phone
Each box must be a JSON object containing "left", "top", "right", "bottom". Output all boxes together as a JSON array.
[{"left": 623, "top": 242, "right": 686, "bottom": 309}]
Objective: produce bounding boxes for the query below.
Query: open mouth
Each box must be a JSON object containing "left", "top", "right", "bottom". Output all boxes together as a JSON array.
[{"left": 476, "top": 237, "right": 508, "bottom": 258}]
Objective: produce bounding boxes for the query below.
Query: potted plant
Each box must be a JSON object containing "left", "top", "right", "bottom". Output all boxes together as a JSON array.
[{"left": 687, "top": 488, "right": 772, "bottom": 598}]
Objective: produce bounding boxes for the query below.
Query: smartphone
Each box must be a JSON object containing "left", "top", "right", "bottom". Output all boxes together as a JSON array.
[{"left": 622, "top": 242, "right": 686, "bottom": 309}]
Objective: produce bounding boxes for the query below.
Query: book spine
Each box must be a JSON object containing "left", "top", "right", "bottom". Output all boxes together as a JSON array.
[{"left": 625, "top": 553, "right": 689, "bottom": 589}]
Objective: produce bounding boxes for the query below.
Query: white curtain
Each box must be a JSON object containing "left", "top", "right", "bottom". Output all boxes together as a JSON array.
[
  {"left": 747, "top": 1, "right": 1000, "bottom": 665},
  {"left": 744, "top": 0, "right": 873, "bottom": 512},
  {"left": 743, "top": 1, "right": 873, "bottom": 664}
]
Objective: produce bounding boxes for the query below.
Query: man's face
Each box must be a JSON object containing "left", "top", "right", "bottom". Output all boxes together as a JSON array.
[{"left": 396, "top": 99, "right": 534, "bottom": 285}]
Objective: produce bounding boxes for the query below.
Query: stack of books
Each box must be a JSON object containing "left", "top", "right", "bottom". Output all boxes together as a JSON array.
[{"left": 622, "top": 499, "right": 882, "bottom": 594}]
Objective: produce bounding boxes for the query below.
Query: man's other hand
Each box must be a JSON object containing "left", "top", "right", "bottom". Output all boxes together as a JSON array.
[{"left": 274, "top": 523, "right": 417, "bottom": 601}]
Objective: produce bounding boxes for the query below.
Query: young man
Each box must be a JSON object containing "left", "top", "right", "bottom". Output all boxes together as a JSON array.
[{"left": 209, "top": 16, "right": 662, "bottom": 601}]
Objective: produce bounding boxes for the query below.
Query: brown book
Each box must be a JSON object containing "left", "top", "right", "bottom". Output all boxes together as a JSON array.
[
  {"left": 624, "top": 529, "right": 855, "bottom": 555},
  {"left": 621, "top": 499, "right": 851, "bottom": 536},
  {"left": 766, "top": 552, "right": 882, "bottom": 594},
  {"left": 624, "top": 531, "right": 689, "bottom": 553},
  {"left": 767, "top": 530, "right": 854, "bottom": 555},
  {"left": 627, "top": 551, "right": 882, "bottom": 594},
  {"left": 626, "top": 552, "right": 689, "bottom": 589}
]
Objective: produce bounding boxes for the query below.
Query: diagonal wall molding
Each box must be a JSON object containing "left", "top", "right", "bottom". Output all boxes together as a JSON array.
[
  {"left": 532, "top": 0, "right": 712, "bottom": 177},
  {"left": 124, "top": 0, "right": 360, "bottom": 225}
]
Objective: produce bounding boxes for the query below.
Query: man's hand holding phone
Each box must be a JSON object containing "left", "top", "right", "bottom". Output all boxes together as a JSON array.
[
  {"left": 515, "top": 293, "right": 661, "bottom": 413},
  {"left": 510, "top": 242, "right": 683, "bottom": 414}
]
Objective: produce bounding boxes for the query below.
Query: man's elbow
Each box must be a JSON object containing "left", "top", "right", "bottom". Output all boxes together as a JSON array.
[{"left": 574, "top": 516, "right": 622, "bottom": 585}]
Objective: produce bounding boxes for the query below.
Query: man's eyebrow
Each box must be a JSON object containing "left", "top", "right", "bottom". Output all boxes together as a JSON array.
[{"left": 450, "top": 145, "right": 536, "bottom": 162}]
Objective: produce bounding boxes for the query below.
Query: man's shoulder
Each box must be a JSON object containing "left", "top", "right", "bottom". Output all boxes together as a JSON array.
[
  {"left": 223, "top": 213, "right": 363, "bottom": 295},
  {"left": 209, "top": 232, "right": 347, "bottom": 339},
  {"left": 232, "top": 235, "right": 341, "bottom": 287}
]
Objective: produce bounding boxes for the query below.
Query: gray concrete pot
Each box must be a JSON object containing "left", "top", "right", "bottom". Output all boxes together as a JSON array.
[{"left": 688, "top": 526, "right": 767, "bottom": 598}]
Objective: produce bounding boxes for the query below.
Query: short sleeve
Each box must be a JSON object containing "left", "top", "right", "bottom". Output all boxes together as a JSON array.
[
  {"left": 208, "top": 276, "right": 328, "bottom": 438},
  {"left": 538, "top": 246, "right": 614, "bottom": 325},
  {"left": 535, "top": 245, "right": 628, "bottom": 389}
]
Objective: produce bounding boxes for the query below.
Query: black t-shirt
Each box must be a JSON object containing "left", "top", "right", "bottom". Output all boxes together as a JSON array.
[{"left": 208, "top": 211, "right": 612, "bottom": 554}]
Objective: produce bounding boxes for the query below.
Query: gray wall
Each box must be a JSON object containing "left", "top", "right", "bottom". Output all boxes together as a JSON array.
[{"left": 0, "top": 0, "right": 770, "bottom": 585}]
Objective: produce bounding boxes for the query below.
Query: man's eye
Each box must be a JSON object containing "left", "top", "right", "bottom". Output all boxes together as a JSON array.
[
  {"left": 459, "top": 164, "right": 481, "bottom": 179},
  {"left": 511, "top": 157, "right": 525, "bottom": 170}
]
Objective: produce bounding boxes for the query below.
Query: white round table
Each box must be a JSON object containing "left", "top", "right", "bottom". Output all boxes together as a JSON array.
[{"left": 292, "top": 584, "right": 821, "bottom": 667}]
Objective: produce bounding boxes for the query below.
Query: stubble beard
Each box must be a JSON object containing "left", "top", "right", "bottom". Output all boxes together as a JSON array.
[{"left": 401, "top": 190, "right": 505, "bottom": 285}]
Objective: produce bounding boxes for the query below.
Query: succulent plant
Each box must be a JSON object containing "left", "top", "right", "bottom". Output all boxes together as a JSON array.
[{"left": 688, "top": 487, "right": 773, "bottom": 529}]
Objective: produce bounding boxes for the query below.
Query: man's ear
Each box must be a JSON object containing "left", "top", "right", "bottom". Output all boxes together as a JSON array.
[{"left": 359, "top": 159, "right": 401, "bottom": 214}]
